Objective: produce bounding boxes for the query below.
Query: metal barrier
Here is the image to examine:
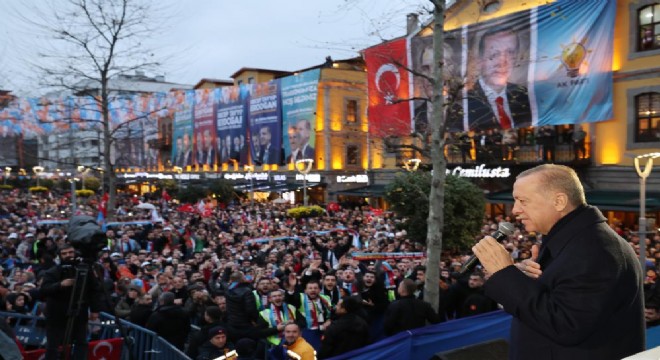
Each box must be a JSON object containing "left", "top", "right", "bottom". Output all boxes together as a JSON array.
[
  {"left": 0, "top": 311, "right": 190, "bottom": 360},
  {"left": 99, "top": 312, "right": 191, "bottom": 360}
]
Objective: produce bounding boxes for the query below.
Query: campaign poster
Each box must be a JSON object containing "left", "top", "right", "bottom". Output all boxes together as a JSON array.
[
  {"left": 192, "top": 88, "right": 216, "bottom": 169},
  {"left": 216, "top": 86, "right": 248, "bottom": 166},
  {"left": 171, "top": 90, "right": 195, "bottom": 168},
  {"left": 248, "top": 80, "right": 282, "bottom": 166},
  {"left": 411, "top": 30, "right": 462, "bottom": 134},
  {"left": 280, "top": 69, "right": 320, "bottom": 167}
]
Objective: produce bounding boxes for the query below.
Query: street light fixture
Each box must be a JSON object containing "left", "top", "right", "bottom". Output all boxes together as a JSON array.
[
  {"left": 404, "top": 158, "right": 421, "bottom": 172},
  {"left": 295, "top": 159, "right": 314, "bottom": 207},
  {"left": 634, "top": 152, "right": 660, "bottom": 271},
  {"left": 3, "top": 167, "right": 10, "bottom": 185},
  {"left": 172, "top": 166, "right": 183, "bottom": 192},
  {"left": 77, "top": 165, "right": 88, "bottom": 190},
  {"left": 32, "top": 166, "right": 44, "bottom": 187},
  {"left": 244, "top": 165, "right": 254, "bottom": 206}
]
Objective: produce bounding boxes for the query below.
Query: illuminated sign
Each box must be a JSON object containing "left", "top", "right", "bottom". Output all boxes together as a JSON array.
[
  {"left": 119, "top": 172, "right": 201, "bottom": 180},
  {"left": 223, "top": 172, "right": 269, "bottom": 181},
  {"left": 446, "top": 165, "right": 511, "bottom": 178},
  {"left": 336, "top": 174, "right": 369, "bottom": 183},
  {"left": 295, "top": 173, "right": 321, "bottom": 182},
  {"left": 273, "top": 174, "right": 287, "bottom": 181}
]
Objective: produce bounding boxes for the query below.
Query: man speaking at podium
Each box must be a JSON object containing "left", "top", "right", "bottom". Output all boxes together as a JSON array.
[{"left": 472, "top": 164, "right": 644, "bottom": 360}]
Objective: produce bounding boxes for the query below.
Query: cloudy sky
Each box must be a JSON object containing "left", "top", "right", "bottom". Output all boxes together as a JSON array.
[{"left": 0, "top": 0, "right": 429, "bottom": 95}]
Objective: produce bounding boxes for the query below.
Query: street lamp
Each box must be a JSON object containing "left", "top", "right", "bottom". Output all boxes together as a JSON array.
[
  {"left": 32, "top": 166, "right": 44, "bottom": 187},
  {"left": 244, "top": 165, "right": 254, "bottom": 206},
  {"left": 172, "top": 166, "right": 183, "bottom": 192},
  {"left": 404, "top": 158, "right": 421, "bottom": 172},
  {"left": 3, "top": 167, "right": 10, "bottom": 185},
  {"left": 295, "top": 159, "right": 314, "bottom": 207},
  {"left": 634, "top": 152, "right": 660, "bottom": 270},
  {"left": 77, "top": 165, "right": 87, "bottom": 190}
]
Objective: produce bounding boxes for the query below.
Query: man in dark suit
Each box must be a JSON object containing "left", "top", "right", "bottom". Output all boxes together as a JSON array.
[
  {"left": 447, "top": 26, "right": 532, "bottom": 132},
  {"left": 256, "top": 125, "right": 277, "bottom": 165},
  {"left": 472, "top": 164, "right": 644, "bottom": 360},
  {"left": 295, "top": 119, "right": 315, "bottom": 160}
]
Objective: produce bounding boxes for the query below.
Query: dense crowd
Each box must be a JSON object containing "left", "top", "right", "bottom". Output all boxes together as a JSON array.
[{"left": 0, "top": 189, "right": 656, "bottom": 359}]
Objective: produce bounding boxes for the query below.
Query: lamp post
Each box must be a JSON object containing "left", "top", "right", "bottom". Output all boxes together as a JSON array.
[
  {"left": 77, "top": 165, "right": 87, "bottom": 190},
  {"left": 172, "top": 166, "right": 183, "bottom": 192},
  {"left": 295, "top": 159, "right": 314, "bottom": 207},
  {"left": 634, "top": 152, "right": 660, "bottom": 271},
  {"left": 3, "top": 167, "right": 10, "bottom": 185},
  {"left": 244, "top": 165, "right": 254, "bottom": 206},
  {"left": 32, "top": 166, "right": 44, "bottom": 187},
  {"left": 70, "top": 175, "right": 79, "bottom": 214}
]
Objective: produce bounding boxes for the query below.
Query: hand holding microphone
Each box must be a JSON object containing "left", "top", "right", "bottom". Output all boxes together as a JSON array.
[{"left": 461, "top": 222, "right": 514, "bottom": 275}]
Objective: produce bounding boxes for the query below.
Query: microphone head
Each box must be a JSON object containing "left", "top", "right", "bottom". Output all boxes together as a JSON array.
[{"left": 498, "top": 222, "right": 515, "bottom": 236}]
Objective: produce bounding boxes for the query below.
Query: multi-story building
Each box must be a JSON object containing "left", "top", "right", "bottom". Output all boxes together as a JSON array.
[
  {"left": 359, "top": 0, "right": 659, "bottom": 228},
  {"left": 37, "top": 72, "right": 192, "bottom": 170}
]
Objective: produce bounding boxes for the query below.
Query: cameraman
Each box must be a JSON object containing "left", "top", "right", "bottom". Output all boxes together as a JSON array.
[{"left": 40, "top": 244, "right": 104, "bottom": 360}]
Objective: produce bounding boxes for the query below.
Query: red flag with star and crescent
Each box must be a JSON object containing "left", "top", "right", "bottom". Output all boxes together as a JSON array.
[
  {"left": 364, "top": 37, "right": 412, "bottom": 137},
  {"left": 22, "top": 338, "right": 123, "bottom": 360}
]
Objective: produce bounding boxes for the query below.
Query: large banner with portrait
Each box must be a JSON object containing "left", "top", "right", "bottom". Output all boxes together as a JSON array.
[
  {"left": 192, "top": 88, "right": 216, "bottom": 168},
  {"left": 364, "top": 37, "right": 412, "bottom": 137},
  {"left": 281, "top": 69, "right": 320, "bottom": 167},
  {"left": 216, "top": 86, "right": 248, "bottom": 166},
  {"left": 248, "top": 80, "right": 282, "bottom": 166},
  {"left": 408, "top": 0, "right": 616, "bottom": 131},
  {"left": 171, "top": 90, "right": 195, "bottom": 168}
]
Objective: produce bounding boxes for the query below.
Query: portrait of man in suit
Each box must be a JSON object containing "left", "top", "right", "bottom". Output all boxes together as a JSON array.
[
  {"left": 448, "top": 26, "right": 532, "bottom": 132},
  {"left": 202, "top": 129, "right": 215, "bottom": 166},
  {"left": 256, "top": 125, "right": 277, "bottom": 165}
]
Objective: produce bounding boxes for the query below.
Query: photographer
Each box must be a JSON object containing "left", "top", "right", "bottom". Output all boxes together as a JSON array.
[{"left": 41, "top": 243, "right": 104, "bottom": 360}]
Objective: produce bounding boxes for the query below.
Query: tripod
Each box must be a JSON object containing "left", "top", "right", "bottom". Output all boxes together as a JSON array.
[{"left": 61, "top": 263, "right": 90, "bottom": 360}]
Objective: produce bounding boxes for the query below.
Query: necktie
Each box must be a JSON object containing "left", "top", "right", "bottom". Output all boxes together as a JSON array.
[{"left": 495, "top": 96, "right": 512, "bottom": 129}]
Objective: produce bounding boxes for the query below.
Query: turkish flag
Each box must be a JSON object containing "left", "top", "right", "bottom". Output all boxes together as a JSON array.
[
  {"left": 88, "top": 338, "right": 123, "bottom": 360},
  {"left": 364, "top": 38, "right": 412, "bottom": 137},
  {"left": 22, "top": 338, "right": 123, "bottom": 360}
]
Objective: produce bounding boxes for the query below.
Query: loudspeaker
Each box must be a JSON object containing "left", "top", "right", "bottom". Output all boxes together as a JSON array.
[{"left": 430, "top": 339, "right": 509, "bottom": 360}]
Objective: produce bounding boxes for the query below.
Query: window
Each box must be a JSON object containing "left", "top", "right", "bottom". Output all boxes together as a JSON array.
[
  {"left": 635, "top": 92, "right": 660, "bottom": 142},
  {"left": 346, "top": 145, "right": 360, "bottom": 166},
  {"left": 346, "top": 99, "right": 358, "bottom": 123},
  {"left": 248, "top": 77, "right": 255, "bottom": 84},
  {"left": 639, "top": 4, "right": 660, "bottom": 51}
]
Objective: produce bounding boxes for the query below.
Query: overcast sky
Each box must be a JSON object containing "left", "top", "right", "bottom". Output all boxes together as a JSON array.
[{"left": 0, "top": 0, "right": 428, "bottom": 96}]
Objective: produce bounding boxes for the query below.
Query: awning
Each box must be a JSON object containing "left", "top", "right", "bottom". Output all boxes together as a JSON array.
[
  {"left": 331, "top": 184, "right": 389, "bottom": 197},
  {"left": 486, "top": 189, "right": 660, "bottom": 212}
]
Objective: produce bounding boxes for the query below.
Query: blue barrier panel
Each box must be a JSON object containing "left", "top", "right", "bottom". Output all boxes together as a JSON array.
[{"left": 99, "top": 312, "right": 191, "bottom": 360}]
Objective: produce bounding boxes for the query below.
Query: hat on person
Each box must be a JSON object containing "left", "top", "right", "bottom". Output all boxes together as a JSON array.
[
  {"left": 163, "top": 226, "right": 172, "bottom": 231},
  {"left": 187, "top": 284, "right": 204, "bottom": 293},
  {"left": 451, "top": 261, "right": 462, "bottom": 267},
  {"left": 8, "top": 233, "right": 17, "bottom": 239},
  {"left": 207, "top": 325, "right": 226, "bottom": 341},
  {"left": 111, "top": 252, "right": 122, "bottom": 258},
  {"left": 141, "top": 261, "right": 151, "bottom": 267},
  {"left": 25, "top": 233, "right": 34, "bottom": 238},
  {"left": 128, "top": 284, "right": 142, "bottom": 294}
]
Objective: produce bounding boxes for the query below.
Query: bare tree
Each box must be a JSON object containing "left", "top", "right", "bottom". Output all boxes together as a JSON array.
[{"left": 16, "top": 0, "right": 168, "bottom": 218}]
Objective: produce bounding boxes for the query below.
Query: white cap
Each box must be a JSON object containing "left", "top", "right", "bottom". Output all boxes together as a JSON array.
[{"left": 110, "top": 252, "right": 122, "bottom": 258}]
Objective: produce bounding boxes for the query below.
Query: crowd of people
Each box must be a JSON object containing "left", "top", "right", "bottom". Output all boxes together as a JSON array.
[{"left": 0, "top": 187, "right": 655, "bottom": 359}]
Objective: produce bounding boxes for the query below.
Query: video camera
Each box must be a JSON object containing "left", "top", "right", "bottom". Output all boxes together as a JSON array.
[{"left": 66, "top": 215, "right": 106, "bottom": 263}]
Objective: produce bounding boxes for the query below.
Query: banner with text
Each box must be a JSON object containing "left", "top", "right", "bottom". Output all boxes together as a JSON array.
[
  {"left": 281, "top": 69, "right": 320, "bottom": 167},
  {"left": 248, "top": 80, "right": 282, "bottom": 166},
  {"left": 171, "top": 90, "right": 195, "bottom": 168},
  {"left": 216, "top": 86, "right": 249, "bottom": 166}
]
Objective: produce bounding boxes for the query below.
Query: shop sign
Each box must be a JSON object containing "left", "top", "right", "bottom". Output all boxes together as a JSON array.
[{"left": 336, "top": 174, "right": 369, "bottom": 183}]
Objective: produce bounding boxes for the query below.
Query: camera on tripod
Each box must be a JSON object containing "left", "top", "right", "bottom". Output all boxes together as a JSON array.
[{"left": 67, "top": 216, "right": 107, "bottom": 263}]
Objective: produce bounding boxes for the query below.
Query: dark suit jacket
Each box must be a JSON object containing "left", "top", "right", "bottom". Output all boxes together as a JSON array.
[
  {"left": 447, "top": 81, "right": 532, "bottom": 132},
  {"left": 485, "top": 205, "right": 645, "bottom": 360}
]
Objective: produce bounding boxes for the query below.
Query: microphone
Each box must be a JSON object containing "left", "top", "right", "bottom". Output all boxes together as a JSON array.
[{"left": 460, "top": 222, "right": 515, "bottom": 275}]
